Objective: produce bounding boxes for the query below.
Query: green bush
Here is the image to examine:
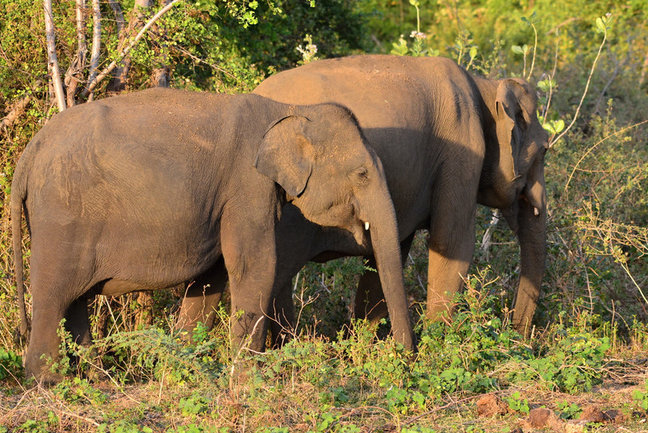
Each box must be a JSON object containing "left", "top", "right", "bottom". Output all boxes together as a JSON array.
[{"left": 0, "top": 348, "right": 22, "bottom": 380}]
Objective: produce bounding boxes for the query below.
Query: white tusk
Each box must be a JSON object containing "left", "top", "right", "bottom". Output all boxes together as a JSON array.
[
  {"left": 364, "top": 221, "right": 370, "bottom": 231},
  {"left": 533, "top": 207, "right": 540, "bottom": 216}
]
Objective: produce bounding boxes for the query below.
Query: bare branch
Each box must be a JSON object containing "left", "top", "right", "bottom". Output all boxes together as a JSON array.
[
  {"left": 64, "top": 0, "right": 87, "bottom": 106},
  {"left": 84, "top": 0, "right": 180, "bottom": 96},
  {"left": 43, "top": 0, "right": 67, "bottom": 111},
  {"left": 87, "top": 0, "right": 102, "bottom": 100}
]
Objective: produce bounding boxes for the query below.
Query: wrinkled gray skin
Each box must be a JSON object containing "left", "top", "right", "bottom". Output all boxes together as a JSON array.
[
  {"left": 12, "top": 87, "right": 414, "bottom": 382},
  {"left": 178, "top": 55, "right": 549, "bottom": 340}
]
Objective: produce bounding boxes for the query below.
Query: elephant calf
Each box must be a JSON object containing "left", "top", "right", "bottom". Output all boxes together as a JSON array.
[{"left": 12, "top": 88, "right": 415, "bottom": 382}]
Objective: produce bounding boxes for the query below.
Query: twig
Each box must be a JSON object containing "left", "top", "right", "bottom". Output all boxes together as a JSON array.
[
  {"left": 82, "top": 0, "right": 182, "bottom": 97},
  {"left": 564, "top": 119, "right": 648, "bottom": 192},
  {"left": 527, "top": 22, "right": 537, "bottom": 80},
  {"left": 550, "top": 23, "right": 607, "bottom": 147},
  {"left": 169, "top": 43, "right": 241, "bottom": 82},
  {"left": 404, "top": 394, "right": 481, "bottom": 425},
  {"left": 479, "top": 209, "right": 500, "bottom": 259},
  {"left": 541, "top": 37, "right": 560, "bottom": 123}
]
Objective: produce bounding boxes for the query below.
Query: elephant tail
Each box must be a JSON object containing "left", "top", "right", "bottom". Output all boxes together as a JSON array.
[{"left": 11, "top": 163, "right": 29, "bottom": 342}]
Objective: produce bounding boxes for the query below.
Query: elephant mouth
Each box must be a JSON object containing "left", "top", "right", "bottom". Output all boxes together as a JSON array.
[{"left": 349, "top": 221, "right": 371, "bottom": 247}]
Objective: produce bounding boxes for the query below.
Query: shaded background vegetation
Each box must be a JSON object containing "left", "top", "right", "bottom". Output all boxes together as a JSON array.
[{"left": 0, "top": 0, "right": 647, "bottom": 431}]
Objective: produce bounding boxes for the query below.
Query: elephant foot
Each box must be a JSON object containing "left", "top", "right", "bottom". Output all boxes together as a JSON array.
[{"left": 25, "top": 363, "right": 64, "bottom": 386}]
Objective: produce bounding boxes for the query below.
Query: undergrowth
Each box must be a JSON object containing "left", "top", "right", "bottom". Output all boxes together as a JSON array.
[{"left": 2, "top": 278, "right": 645, "bottom": 431}]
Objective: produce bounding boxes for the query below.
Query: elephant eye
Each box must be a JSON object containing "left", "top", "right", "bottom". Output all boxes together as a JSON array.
[
  {"left": 351, "top": 166, "right": 369, "bottom": 185},
  {"left": 516, "top": 111, "right": 528, "bottom": 128}
]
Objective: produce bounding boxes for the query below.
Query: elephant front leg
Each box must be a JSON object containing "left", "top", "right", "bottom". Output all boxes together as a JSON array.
[
  {"left": 177, "top": 257, "right": 228, "bottom": 335},
  {"left": 221, "top": 211, "right": 279, "bottom": 355},
  {"left": 425, "top": 176, "right": 478, "bottom": 322},
  {"left": 425, "top": 245, "right": 473, "bottom": 322}
]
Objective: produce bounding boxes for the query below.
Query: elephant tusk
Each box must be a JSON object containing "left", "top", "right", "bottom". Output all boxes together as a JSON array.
[
  {"left": 364, "top": 221, "right": 370, "bottom": 231},
  {"left": 533, "top": 207, "right": 540, "bottom": 216}
]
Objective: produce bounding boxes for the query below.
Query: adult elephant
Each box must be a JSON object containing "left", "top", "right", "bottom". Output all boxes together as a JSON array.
[
  {"left": 12, "top": 87, "right": 415, "bottom": 382},
  {"left": 178, "top": 55, "right": 548, "bottom": 339}
]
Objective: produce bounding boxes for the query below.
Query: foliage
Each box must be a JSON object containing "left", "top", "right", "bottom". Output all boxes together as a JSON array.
[
  {"left": 0, "top": 348, "right": 21, "bottom": 381},
  {"left": 557, "top": 400, "right": 583, "bottom": 419},
  {"left": 632, "top": 379, "right": 648, "bottom": 412},
  {"left": 506, "top": 391, "right": 530, "bottom": 415}
]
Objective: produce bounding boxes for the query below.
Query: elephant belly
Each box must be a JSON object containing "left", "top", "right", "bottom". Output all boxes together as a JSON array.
[{"left": 93, "top": 228, "right": 222, "bottom": 294}]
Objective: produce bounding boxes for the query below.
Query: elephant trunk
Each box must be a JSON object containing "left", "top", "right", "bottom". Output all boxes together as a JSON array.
[
  {"left": 357, "top": 172, "right": 416, "bottom": 351},
  {"left": 510, "top": 157, "right": 547, "bottom": 334},
  {"left": 513, "top": 201, "right": 546, "bottom": 334}
]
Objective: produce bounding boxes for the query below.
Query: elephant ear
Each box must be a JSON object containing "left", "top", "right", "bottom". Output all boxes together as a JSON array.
[
  {"left": 495, "top": 79, "right": 528, "bottom": 182},
  {"left": 254, "top": 115, "right": 315, "bottom": 197}
]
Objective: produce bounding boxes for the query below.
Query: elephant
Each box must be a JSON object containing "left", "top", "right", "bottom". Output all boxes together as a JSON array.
[
  {"left": 177, "top": 54, "right": 548, "bottom": 340},
  {"left": 12, "top": 87, "right": 415, "bottom": 382}
]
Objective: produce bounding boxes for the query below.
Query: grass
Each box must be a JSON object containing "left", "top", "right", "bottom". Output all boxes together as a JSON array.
[{"left": 1, "top": 279, "right": 647, "bottom": 432}]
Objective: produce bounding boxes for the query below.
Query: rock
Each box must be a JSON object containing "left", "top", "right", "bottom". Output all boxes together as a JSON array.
[
  {"left": 602, "top": 409, "right": 626, "bottom": 424},
  {"left": 476, "top": 394, "right": 508, "bottom": 417},
  {"left": 526, "top": 407, "right": 563, "bottom": 431},
  {"left": 579, "top": 405, "right": 605, "bottom": 423},
  {"left": 579, "top": 406, "right": 625, "bottom": 424}
]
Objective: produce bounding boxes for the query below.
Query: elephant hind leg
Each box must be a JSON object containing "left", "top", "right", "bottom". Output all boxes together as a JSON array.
[
  {"left": 25, "top": 241, "right": 98, "bottom": 383},
  {"left": 176, "top": 257, "right": 228, "bottom": 336},
  {"left": 64, "top": 295, "right": 92, "bottom": 346},
  {"left": 26, "top": 284, "right": 92, "bottom": 384}
]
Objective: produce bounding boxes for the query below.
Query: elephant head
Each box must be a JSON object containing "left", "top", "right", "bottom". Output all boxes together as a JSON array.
[
  {"left": 254, "top": 104, "right": 415, "bottom": 349},
  {"left": 477, "top": 77, "right": 549, "bottom": 332}
]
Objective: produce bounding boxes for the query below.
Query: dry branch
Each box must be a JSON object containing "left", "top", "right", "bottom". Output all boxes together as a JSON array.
[
  {"left": 87, "top": 0, "right": 102, "bottom": 100},
  {"left": 89, "top": 0, "right": 179, "bottom": 96},
  {"left": 43, "top": 0, "right": 66, "bottom": 111},
  {"left": 0, "top": 94, "right": 32, "bottom": 132},
  {"left": 64, "top": 0, "right": 87, "bottom": 106}
]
